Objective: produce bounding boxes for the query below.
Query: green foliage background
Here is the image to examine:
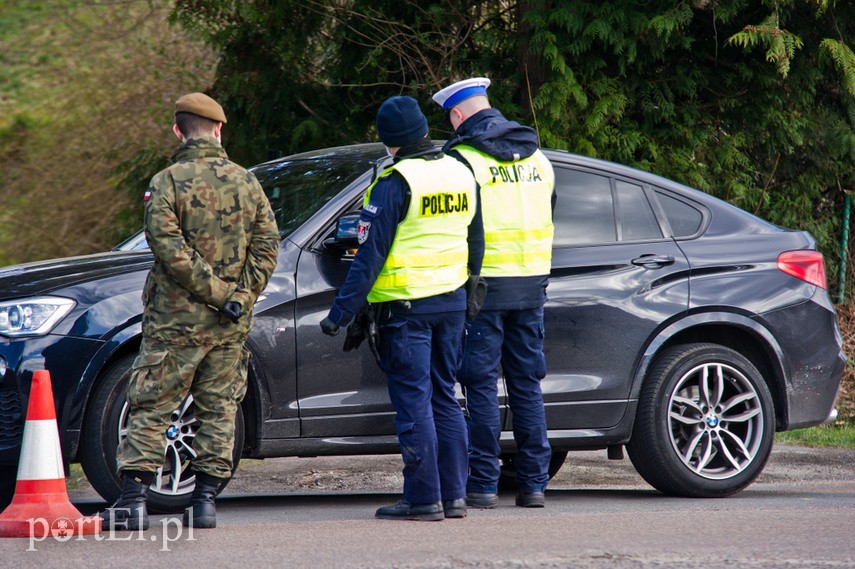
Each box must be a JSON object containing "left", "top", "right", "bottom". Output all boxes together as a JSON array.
[{"left": 0, "top": 0, "right": 216, "bottom": 265}]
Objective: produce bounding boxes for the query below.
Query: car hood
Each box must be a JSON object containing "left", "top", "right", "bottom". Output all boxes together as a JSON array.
[{"left": 0, "top": 251, "right": 153, "bottom": 300}]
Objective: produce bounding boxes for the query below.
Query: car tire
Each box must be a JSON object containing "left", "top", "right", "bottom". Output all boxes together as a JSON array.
[
  {"left": 497, "top": 450, "right": 568, "bottom": 491},
  {"left": 627, "top": 342, "right": 775, "bottom": 498},
  {"left": 0, "top": 464, "right": 16, "bottom": 509},
  {"left": 79, "top": 353, "right": 244, "bottom": 513}
]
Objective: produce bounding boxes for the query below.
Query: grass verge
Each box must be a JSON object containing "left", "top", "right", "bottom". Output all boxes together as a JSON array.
[
  {"left": 66, "top": 463, "right": 88, "bottom": 490},
  {"left": 775, "top": 422, "right": 855, "bottom": 449}
]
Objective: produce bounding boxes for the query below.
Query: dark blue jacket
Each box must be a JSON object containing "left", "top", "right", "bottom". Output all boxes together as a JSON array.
[
  {"left": 443, "top": 108, "right": 553, "bottom": 311},
  {"left": 328, "top": 144, "right": 484, "bottom": 326}
]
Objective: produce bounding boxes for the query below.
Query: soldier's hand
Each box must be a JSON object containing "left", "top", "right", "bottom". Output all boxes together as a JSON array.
[
  {"left": 221, "top": 301, "right": 244, "bottom": 323},
  {"left": 320, "top": 316, "right": 340, "bottom": 336}
]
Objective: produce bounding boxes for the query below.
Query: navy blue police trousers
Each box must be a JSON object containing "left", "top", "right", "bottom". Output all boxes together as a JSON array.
[
  {"left": 459, "top": 305, "right": 551, "bottom": 494},
  {"left": 378, "top": 309, "right": 468, "bottom": 504}
]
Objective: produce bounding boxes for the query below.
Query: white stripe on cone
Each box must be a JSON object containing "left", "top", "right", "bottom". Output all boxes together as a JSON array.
[{"left": 16, "top": 419, "right": 65, "bottom": 481}]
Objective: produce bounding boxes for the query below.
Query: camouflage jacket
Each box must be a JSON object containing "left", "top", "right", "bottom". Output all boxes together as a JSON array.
[{"left": 142, "top": 137, "right": 279, "bottom": 346}]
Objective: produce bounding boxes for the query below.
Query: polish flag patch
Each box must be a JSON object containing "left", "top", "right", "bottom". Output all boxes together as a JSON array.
[{"left": 143, "top": 190, "right": 152, "bottom": 201}]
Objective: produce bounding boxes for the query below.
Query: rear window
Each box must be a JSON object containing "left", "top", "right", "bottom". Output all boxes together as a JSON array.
[{"left": 656, "top": 191, "right": 704, "bottom": 237}]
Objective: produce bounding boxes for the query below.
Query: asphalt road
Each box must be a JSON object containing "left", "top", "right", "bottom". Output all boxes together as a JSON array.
[{"left": 3, "top": 444, "right": 854, "bottom": 568}]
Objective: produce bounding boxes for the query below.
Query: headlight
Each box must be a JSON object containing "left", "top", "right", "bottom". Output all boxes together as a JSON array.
[{"left": 0, "top": 297, "right": 76, "bottom": 337}]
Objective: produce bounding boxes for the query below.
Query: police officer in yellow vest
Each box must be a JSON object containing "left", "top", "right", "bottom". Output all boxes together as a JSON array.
[
  {"left": 320, "top": 96, "right": 484, "bottom": 521},
  {"left": 433, "top": 77, "right": 555, "bottom": 508}
]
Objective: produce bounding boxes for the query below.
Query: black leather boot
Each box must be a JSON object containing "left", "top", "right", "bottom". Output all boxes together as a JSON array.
[
  {"left": 183, "top": 472, "right": 225, "bottom": 529},
  {"left": 515, "top": 490, "right": 546, "bottom": 508},
  {"left": 100, "top": 471, "right": 153, "bottom": 531},
  {"left": 375, "top": 500, "right": 444, "bottom": 521},
  {"left": 442, "top": 498, "right": 467, "bottom": 518}
]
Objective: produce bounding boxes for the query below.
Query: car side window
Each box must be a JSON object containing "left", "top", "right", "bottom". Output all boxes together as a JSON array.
[
  {"left": 552, "top": 169, "right": 616, "bottom": 246},
  {"left": 552, "top": 168, "right": 664, "bottom": 245},
  {"left": 615, "top": 180, "right": 662, "bottom": 241},
  {"left": 656, "top": 191, "right": 704, "bottom": 237}
]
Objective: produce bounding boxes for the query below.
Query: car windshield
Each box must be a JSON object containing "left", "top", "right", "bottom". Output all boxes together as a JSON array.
[
  {"left": 112, "top": 231, "right": 149, "bottom": 251},
  {"left": 253, "top": 155, "right": 374, "bottom": 238},
  {"left": 113, "top": 149, "right": 381, "bottom": 250}
]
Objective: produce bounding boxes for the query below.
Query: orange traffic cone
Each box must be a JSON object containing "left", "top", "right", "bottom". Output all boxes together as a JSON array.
[{"left": 0, "top": 370, "right": 101, "bottom": 537}]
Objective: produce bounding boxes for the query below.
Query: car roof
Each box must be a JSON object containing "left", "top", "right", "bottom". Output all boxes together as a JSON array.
[{"left": 251, "top": 143, "right": 389, "bottom": 174}]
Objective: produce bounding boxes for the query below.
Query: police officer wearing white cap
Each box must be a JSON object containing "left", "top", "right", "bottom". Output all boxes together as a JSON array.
[
  {"left": 320, "top": 96, "right": 484, "bottom": 521},
  {"left": 433, "top": 77, "right": 556, "bottom": 509}
]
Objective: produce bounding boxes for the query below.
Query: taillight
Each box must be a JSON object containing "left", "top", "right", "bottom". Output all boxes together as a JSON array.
[{"left": 777, "top": 250, "right": 827, "bottom": 289}]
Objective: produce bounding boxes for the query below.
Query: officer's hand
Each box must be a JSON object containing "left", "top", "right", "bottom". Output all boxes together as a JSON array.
[
  {"left": 221, "top": 301, "right": 244, "bottom": 323},
  {"left": 320, "top": 316, "right": 340, "bottom": 336},
  {"left": 466, "top": 275, "right": 487, "bottom": 320}
]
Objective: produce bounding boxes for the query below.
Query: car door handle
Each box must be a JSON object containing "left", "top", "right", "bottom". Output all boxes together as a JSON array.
[{"left": 631, "top": 254, "right": 676, "bottom": 268}]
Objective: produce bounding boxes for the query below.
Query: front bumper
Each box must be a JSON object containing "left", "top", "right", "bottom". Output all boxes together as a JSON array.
[{"left": 0, "top": 334, "right": 103, "bottom": 466}]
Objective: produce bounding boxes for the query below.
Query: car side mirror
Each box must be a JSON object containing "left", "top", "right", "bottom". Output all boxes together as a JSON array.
[
  {"left": 323, "top": 211, "right": 361, "bottom": 255},
  {"left": 335, "top": 212, "right": 360, "bottom": 246}
]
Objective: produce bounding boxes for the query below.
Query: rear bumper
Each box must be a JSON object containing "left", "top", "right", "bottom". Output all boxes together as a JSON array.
[{"left": 760, "top": 294, "right": 845, "bottom": 430}]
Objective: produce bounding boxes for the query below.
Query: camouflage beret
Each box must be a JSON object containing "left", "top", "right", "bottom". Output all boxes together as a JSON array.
[{"left": 174, "top": 92, "right": 227, "bottom": 123}]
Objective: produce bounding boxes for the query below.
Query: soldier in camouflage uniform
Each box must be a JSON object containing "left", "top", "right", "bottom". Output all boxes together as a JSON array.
[{"left": 101, "top": 93, "right": 279, "bottom": 531}]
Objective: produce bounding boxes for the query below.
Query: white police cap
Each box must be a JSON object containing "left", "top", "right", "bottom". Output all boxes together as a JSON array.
[{"left": 432, "top": 77, "right": 491, "bottom": 111}]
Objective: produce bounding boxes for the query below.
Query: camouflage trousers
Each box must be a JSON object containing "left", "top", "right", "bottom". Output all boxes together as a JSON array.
[{"left": 116, "top": 337, "right": 249, "bottom": 480}]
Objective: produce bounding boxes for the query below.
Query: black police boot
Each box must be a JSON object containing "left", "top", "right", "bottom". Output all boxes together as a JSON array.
[
  {"left": 375, "top": 500, "right": 444, "bottom": 521},
  {"left": 515, "top": 490, "right": 546, "bottom": 508},
  {"left": 183, "top": 472, "right": 225, "bottom": 529},
  {"left": 466, "top": 492, "right": 498, "bottom": 509},
  {"left": 100, "top": 470, "right": 153, "bottom": 531},
  {"left": 442, "top": 498, "right": 467, "bottom": 519}
]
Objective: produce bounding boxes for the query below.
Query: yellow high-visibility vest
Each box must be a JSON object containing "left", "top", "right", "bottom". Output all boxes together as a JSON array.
[
  {"left": 455, "top": 146, "right": 554, "bottom": 277},
  {"left": 365, "top": 155, "right": 476, "bottom": 303}
]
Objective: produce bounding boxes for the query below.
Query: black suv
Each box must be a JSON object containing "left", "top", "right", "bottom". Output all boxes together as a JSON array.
[{"left": 0, "top": 143, "right": 844, "bottom": 511}]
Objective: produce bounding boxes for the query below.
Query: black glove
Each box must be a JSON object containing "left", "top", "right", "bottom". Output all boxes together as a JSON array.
[
  {"left": 320, "top": 316, "right": 340, "bottom": 336},
  {"left": 343, "top": 305, "right": 369, "bottom": 351},
  {"left": 221, "top": 301, "right": 243, "bottom": 323},
  {"left": 466, "top": 275, "right": 488, "bottom": 320}
]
